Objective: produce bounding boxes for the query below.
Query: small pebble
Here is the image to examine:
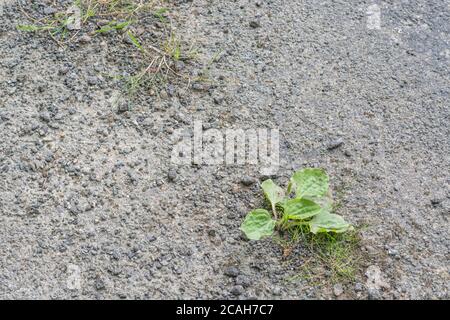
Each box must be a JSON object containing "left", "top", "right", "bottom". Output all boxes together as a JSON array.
[
  {"left": 117, "top": 102, "right": 129, "bottom": 114},
  {"left": 95, "top": 278, "right": 106, "bottom": 291},
  {"left": 272, "top": 287, "right": 281, "bottom": 296},
  {"left": 327, "top": 138, "right": 344, "bottom": 150},
  {"left": 192, "top": 83, "right": 210, "bottom": 91},
  {"left": 168, "top": 169, "right": 177, "bottom": 181},
  {"left": 174, "top": 61, "right": 185, "bottom": 72},
  {"left": 249, "top": 21, "right": 261, "bottom": 28},
  {"left": 224, "top": 266, "right": 239, "bottom": 277},
  {"left": 87, "top": 76, "right": 100, "bottom": 86},
  {"left": 167, "top": 84, "right": 176, "bottom": 97},
  {"left": 333, "top": 283, "right": 344, "bottom": 296},
  {"left": 240, "top": 176, "right": 256, "bottom": 186},
  {"left": 78, "top": 35, "right": 92, "bottom": 44},
  {"left": 43, "top": 7, "right": 57, "bottom": 15},
  {"left": 368, "top": 288, "right": 382, "bottom": 300},
  {"left": 431, "top": 198, "right": 441, "bottom": 207},
  {"left": 208, "top": 230, "right": 216, "bottom": 237},
  {"left": 354, "top": 283, "right": 364, "bottom": 292},
  {"left": 39, "top": 112, "right": 51, "bottom": 123},
  {"left": 235, "top": 275, "right": 251, "bottom": 288},
  {"left": 213, "top": 95, "right": 224, "bottom": 104},
  {"left": 230, "top": 285, "right": 244, "bottom": 296}
]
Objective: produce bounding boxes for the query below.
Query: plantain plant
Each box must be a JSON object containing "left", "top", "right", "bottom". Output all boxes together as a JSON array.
[{"left": 240, "top": 168, "right": 353, "bottom": 240}]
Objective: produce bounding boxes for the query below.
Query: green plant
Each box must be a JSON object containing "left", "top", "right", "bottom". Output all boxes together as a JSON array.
[
  {"left": 16, "top": 0, "right": 153, "bottom": 41},
  {"left": 164, "top": 33, "right": 182, "bottom": 61},
  {"left": 17, "top": 0, "right": 196, "bottom": 99},
  {"left": 153, "top": 7, "right": 169, "bottom": 23},
  {"left": 95, "top": 20, "right": 132, "bottom": 33},
  {"left": 78, "top": 0, "right": 152, "bottom": 18},
  {"left": 126, "top": 30, "right": 144, "bottom": 52},
  {"left": 240, "top": 168, "right": 353, "bottom": 240},
  {"left": 17, "top": 10, "right": 79, "bottom": 39}
]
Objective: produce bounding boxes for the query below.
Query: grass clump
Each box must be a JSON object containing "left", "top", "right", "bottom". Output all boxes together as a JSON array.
[
  {"left": 117, "top": 30, "right": 196, "bottom": 98},
  {"left": 17, "top": 1, "right": 199, "bottom": 99},
  {"left": 17, "top": 8, "right": 82, "bottom": 41},
  {"left": 75, "top": 0, "right": 154, "bottom": 20},
  {"left": 281, "top": 227, "right": 364, "bottom": 284},
  {"left": 16, "top": 0, "right": 164, "bottom": 43}
]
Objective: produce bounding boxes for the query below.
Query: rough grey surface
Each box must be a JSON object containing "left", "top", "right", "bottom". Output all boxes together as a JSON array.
[{"left": 0, "top": 0, "right": 449, "bottom": 299}]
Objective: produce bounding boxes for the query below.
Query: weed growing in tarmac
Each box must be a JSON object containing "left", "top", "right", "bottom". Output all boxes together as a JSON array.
[
  {"left": 240, "top": 168, "right": 353, "bottom": 240},
  {"left": 241, "top": 168, "right": 363, "bottom": 284}
]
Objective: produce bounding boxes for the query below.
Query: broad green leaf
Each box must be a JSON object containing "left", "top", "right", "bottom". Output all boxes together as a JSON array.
[
  {"left": 287, "top": 180, "right": 293, "bottom": 195},
  {"left": 314, "top": 196, "right": 334, "bottom": 212},
  {"left": 282, "top": 198, "right": 322, "bottom": 220},
  {"left": 261, "top": 179, "right": 285, "bottom": 211},
  {"left": 290, "top": 168, "right": 329, "bottom": 199},
  {"left": 308, "top": 212, "right": 353, "bottom": 234},
  {"left": 240, "top": 209, "right": 276, "bottom": 240}
]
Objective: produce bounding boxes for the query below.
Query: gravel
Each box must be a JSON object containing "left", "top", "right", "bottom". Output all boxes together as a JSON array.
[
  {"left": 240, "top": 176, "right": 256, "bottom": 186},
  {"left": 167, "top": 168, "right": 178, "bottom": 181},
  {"left": 230, "top": 285, "right": 245, "bottom": 296},
  {"left": 327, "top": 139, "right": 344, "bottom": 150},
  {"left": 333, "top": 284, "right": 344, "bottom": 297},
  {"left": 224, "top": 266, "right": 240, "bottom": 278}
]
